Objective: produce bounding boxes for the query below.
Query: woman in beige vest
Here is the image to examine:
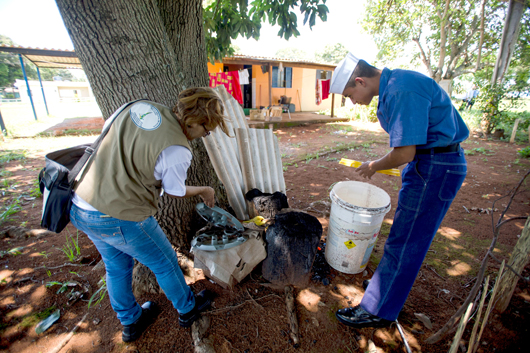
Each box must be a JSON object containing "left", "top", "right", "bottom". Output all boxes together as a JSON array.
[{"left": 70, "top": 87, "right": 230, "bottom": 342}]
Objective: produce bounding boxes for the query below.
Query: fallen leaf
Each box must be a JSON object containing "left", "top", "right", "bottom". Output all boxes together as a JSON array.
[{"left": 414, "top": 312, "right": 433, "bottom": 330}]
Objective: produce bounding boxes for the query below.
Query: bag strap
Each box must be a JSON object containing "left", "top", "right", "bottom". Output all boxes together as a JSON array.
[{"left": 67, "top": 99, "right": 145, "bottom": 184}]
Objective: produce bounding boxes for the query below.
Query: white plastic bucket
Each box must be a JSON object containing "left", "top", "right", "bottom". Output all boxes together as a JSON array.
[{"left": 325, "top": 181, "right": 391, "bottom": 274}]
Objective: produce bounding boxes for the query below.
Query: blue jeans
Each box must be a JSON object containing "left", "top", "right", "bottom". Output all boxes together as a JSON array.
[
  {"left": 360, "top": 148, "right": 467, "bottom": 321},
  {"left": 70, "top": 204, "right": 195, "bottom": 325}
]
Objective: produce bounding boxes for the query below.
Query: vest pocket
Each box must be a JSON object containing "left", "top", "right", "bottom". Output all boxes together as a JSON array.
[{"left": 438, "top": 170, "right": 467, "bottom": 201}]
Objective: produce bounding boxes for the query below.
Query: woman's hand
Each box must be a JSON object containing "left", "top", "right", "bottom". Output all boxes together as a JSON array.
[{"left": 199, "top": 187, "right": 215, "bottom": 208}]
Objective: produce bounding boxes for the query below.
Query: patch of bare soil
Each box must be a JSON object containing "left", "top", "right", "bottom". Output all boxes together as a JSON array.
[{"left": 1, "top": 121, "right": 529, "bottom": 353}]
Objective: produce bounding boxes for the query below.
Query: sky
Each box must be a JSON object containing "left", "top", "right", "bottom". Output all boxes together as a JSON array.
[{"left": 0, "top": 0, "right": 378, "bottom": 63}]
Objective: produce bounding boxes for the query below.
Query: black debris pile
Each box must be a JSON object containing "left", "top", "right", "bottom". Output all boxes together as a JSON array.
[
  {"left": 311, "top": 239, "right": 331, "bottom": 285},
  {"left": 245, "top": 188, "right": 289, "bottom": 219},
  {"left": 261, "top": 211, "right": 322, "bottom": 287}
]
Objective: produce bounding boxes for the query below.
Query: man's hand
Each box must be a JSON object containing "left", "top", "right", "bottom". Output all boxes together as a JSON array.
[
  {"left": 355, "top": 145, "right": 416, "bottom": 180},
  {"left": 355, "top": 161, "right": 377, "bottom": 179}
]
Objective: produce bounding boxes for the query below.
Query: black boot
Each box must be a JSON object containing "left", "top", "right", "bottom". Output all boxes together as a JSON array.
[
  {"left": 336, "top": 305, "right": 393, "bottom": 328},
  {"left": 178, "top": 290, "right": 212, "bottom": 328},
  {"left": 122, "top": 301, "right": 159, "bottom": 342}
]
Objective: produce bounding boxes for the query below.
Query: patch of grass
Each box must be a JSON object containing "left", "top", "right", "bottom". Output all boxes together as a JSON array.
[
  {"left": 0, "top": 150, "right": 27, "bottom": 166},
  {"left": 0, "top": 247, "right": 24, "bottom": 258},
  {"left": 0, "top": 170, "right": 13, "bottom": 178},
  {"left": 19, "top": 306, "right": 57, "bottom": 328},
  {"left": 61, "top": 232, "right": 82, "bottom": 262},
  {"left": 380, "top": 222, "right": 392, "bottom": 236},
  {"left": 46, "top": 281, "right": 70, "bottom": 294},
  {"left": 425, "top": 232, "right": 508, "bottom": 278},
  {"left": 518, "top": 146, "right": 530, "bottom": 158},
  {"left": 0, "top": 198, "right": 22, "bottom": 226},
  {"left": 464, "top": 147, "right": 495, "bottom": 156},
  {"left": 29, "top": 179, "right": 42, "bottom": 198},
  {"left": 88, "top": 277, "right": 108, "bottom": 309}
]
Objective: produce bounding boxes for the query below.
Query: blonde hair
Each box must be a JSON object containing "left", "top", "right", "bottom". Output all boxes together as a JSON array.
[{"left": 173, "top": 87, "right": 230, "bottom": 136}]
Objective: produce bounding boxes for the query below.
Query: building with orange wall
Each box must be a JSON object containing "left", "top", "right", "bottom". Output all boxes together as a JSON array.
[{"left": 207, "top": 55, "right": 341, "bottom": 113}]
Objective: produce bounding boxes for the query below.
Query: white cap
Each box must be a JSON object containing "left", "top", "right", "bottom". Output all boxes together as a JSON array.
[{"left": 329, "top": 52, "right": 360, "bottom": 94}]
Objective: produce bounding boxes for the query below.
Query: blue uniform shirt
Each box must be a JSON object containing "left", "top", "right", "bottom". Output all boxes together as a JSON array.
[{"left": 377, "top": 68, "right": 469, "bottom": 148}]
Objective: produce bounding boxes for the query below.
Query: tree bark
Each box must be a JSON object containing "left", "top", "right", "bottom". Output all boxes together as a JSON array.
[
  {"left": 495, "top": 216, "right": 530, "bottom": 313},
  {"left": 55, "top": 0, "right": 229, "bottom": 294}
]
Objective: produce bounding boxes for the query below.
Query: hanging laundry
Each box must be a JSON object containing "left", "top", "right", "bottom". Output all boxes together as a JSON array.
[
  {"left": 316, "top": 79, "right": 323, "bottom": 105},
  {"left": 239, "top": 69, "right": 250, "bottom": 85},
  {"left": 209, "top": 71, "right": 243, "bottom": 104},
  {"left": 321, "top": 79, "right": 330, "bottom": 101}
]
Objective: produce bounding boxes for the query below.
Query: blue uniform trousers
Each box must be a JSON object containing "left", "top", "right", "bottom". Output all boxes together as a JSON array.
[{"left": 360, "top": 148, "right": 467, "bottom": 321}]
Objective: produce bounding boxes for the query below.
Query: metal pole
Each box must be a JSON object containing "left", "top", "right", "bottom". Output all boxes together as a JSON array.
[
  {"left": 18, "top": 54, "right": 38, "bottom": 121},
  {"left": 36, "top": 67, "right": 49, "bottom": 115},
  {"left": 0, "top": 109, "right": 8, "bottom": 136}
]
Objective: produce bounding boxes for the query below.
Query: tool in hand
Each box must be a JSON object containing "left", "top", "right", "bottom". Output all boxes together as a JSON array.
[{"left": 339, "top": 158, "right": 401, "bottom": 177}]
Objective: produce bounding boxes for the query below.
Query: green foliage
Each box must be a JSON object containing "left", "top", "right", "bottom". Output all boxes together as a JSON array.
[
  {"left": 464, "top": 147, "right": 494, "bottom": 156},
  {"left": 0, "top": 199, "right": 21, "bottom": 226},
  {"left": 203, "top": 0, "right": 329, "bottom": 62},
  {"left": 29, "top": 179, "right": 42, "bottom": 198},
  {"left": 474, "top": 82, "right": 529, "bottom": 135},
  {"left": 0, "top": 247, "right": 24, "bottom": 258},
  {"left": 0, "top": 150, "right": 26, "bottom": 165},
  {"left": 19, "top": 306, "right": 56, "bottom": 328},
  {"left": 362, "top": 0, "right": 524, "bottom": 82},
  {"left": 61, "top": 233, "right": 81, "bottom": 262},
  {"left": 88, "top": 277, "right": 108, "bottom": 309},
  {"left": 518, "top": 146, "right": 530, "bottom": 158},
  {"left": 45, "top": 281, "right": 71, "bottom": 294},
  {"left": 314, "top": 43, "right": 349, "bottom": 64}
]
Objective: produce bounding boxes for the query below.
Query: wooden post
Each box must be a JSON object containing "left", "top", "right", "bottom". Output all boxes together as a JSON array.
[
  {"left": 495, "top": 216, "right": 530, "bottom": 312},
  {"left": 268, "top": 64, "right": 272, "bottom": 107},
  {"left": 510, "top": 118, "right": 521, "bottom": 143},
  {"left": 331, "top": 94, "right": 335, "bottom": 118}
]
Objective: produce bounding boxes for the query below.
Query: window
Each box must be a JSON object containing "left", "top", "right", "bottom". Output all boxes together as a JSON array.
[
  {"left": 272, "top": 66, "right": 292, "bottom": 88},
  {"left": 316, "top": 69, "right": 332, "bottom": 84}
]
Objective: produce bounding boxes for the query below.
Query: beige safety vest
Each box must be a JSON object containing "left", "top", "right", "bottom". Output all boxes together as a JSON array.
[{"left": 75, "top": 101, "right": 190, "bottom": 221}]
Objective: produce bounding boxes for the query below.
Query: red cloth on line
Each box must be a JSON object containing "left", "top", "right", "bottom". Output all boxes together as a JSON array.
[
  {"left": 321, "top": 79, "right": 330, "bottom": 101},
  {"left": 208, "top": 71, "right": 243, "bottom": 104}
]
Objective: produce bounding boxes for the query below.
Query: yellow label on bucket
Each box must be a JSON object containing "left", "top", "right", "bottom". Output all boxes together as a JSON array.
[{"left": 344, "top": 240, "right": 356, "bottom": 249}]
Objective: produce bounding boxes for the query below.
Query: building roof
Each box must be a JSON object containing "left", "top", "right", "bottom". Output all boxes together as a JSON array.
[
  {"left": 0, "top": 45, "right": 337, "bottom": 71},
  {"left": 0, "top": 45, "right": 82, "bottom": 69},
  {"left": 223, "top": 54, "right": 337, "bottom": 70}
]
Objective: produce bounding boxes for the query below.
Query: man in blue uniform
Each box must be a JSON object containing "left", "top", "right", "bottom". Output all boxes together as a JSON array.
[{"left": 329, "top": 53, "right": 469, "bottom": 328}]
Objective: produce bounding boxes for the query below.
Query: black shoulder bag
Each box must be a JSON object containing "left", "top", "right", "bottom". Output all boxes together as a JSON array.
[{"left": 39, "top": 100, "right": 142, "bottom": 233}]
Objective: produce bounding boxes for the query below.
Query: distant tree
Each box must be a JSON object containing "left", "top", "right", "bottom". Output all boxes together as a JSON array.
[
  {"left": 203, "top": 0, "right": 328, "bottom": 62},
  {"left": 275, "top": 47, "right": 309, "bottom": 60},
  {"left": 0, "top": 35, "right": 38, "bottom": 87},
  {"left": 361, "top": 0, "right": 530, "bottom": 83},
  {"left": 314, "top": 43, "right": 349, "bottom": 64}
]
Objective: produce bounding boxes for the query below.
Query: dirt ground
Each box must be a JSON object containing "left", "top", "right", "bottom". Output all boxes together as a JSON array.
[{"left": 1, "top": 118, "right": 529, "bottom": 353}]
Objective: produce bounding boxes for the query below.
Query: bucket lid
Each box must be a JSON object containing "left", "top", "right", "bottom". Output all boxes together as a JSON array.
[{"left": 195, "top": 203, "right": 244, "bottom": 232}]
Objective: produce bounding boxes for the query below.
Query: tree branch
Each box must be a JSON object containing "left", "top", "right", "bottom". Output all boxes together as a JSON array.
[
  {"left": 413, "top": 33, "right": 434, "bottom": 77},
  {"left": 436, "top": 0, "right": 451, "bottom": 81},
  {"left": 475, "top": 0, "right": 487, "bottom": 71}
]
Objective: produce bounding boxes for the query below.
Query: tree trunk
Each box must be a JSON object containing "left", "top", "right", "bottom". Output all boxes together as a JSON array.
[
  {"left": 55, "top": 0, "right": 229, "bottom": 294},
  {"left": 495, "top": 216, "right": 530, "bottom": 313}
]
